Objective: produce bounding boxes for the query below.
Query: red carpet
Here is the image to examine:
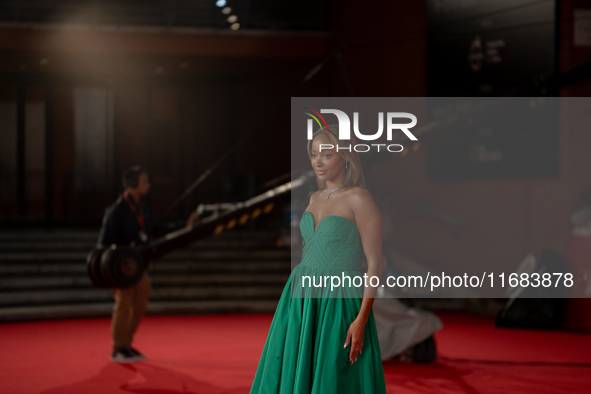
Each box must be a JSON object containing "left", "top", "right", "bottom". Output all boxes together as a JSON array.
[{"left": 0, "top": 313, "right": 590, "bottom": 394}]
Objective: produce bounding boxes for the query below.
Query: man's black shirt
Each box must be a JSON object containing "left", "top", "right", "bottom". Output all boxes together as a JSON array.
[{"left": 97, "top": 194, "right": 184, "bottom": 247}]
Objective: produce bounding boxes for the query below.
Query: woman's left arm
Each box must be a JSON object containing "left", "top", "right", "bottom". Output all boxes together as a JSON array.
[{"left": 343, "top": 189, "right": 383, "bottom": 364}]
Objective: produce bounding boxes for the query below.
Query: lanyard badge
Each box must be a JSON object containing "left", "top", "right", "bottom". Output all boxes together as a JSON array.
[{"left": 123, "top": 192, "right": 148, "bottom": 242}]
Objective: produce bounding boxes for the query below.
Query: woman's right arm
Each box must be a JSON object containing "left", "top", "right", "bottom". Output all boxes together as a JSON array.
[{"left": 343, "top": 188, "right": 384, "bottom": 364}]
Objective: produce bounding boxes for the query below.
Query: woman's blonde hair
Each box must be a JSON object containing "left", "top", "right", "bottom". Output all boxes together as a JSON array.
[{"left": 306, "top": 124, "right": 366, "bottom": 190}]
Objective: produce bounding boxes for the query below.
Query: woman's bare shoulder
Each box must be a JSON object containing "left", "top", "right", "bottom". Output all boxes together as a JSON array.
[
  {"left": 348, "top": 187, "right": 378, "bottom": 213},
  {"left": 348, "top": 186, "right": 373, "bottom": 200},
  {"left": 309, "top": 190, "right": 323, "bottom": 204}
]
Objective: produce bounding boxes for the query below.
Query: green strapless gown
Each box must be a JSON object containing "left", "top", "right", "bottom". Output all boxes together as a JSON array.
[{"left": 250, "top": 211, "right": 387, "bottom": 394}]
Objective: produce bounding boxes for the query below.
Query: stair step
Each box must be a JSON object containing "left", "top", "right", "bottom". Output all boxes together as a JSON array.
[
  {"left": 0, "top": 228, "right": 290, "bottom": 320},
  {"left": 0, "top": 273, "right": 290, "bottom": 289},
  {"left": 0, "top": 276, "right": 94, "bottom": 289},
  {"left": 0, "top": 249, "right": 290, "bottom": 263},
  {"left": 0, "top": 299, "right": 281, "bottom": 322},
  {"left": 0, "top": 260, "right": 290, "bottom": 276},
  {"left": 0, "top": 242, "right": 97, "bottom": 251},
  {"left": 0, "top": 252, "right": 89, "bottom": 261},
  {"left": 0, "top": 286, "right": 286, "bottom": 306},
  {"left": 0, "top": 229, "right": 278, "bottom": 242},
  {"left": 151, "top": 273, "right": 290, "bottom": 286},
  {"left": 0, "top": 232, "right": 98, "bottom": 242},
  {"left": 164, "top": 249, "right": 291, "bottom": 260},
  {"left": 0, "top": 288, "right": 113, "bottom": 306},
  {"left": 150, "top": 261, "right": 290, "bottom": 272},
  {"left": 0, "top": 238, "right": 279, "bottom": 250}
]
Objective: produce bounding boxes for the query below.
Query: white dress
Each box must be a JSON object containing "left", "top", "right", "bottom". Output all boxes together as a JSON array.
[{"left": 373, "top": 298, "right": 443, "bottom": 360}]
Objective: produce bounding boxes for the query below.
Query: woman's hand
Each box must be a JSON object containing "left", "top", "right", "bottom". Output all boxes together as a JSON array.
[{"left": 344, "top": 317, "right": 366, "bottom": 364}]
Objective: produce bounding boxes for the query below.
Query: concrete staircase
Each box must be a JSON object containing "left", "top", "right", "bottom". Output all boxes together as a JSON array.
[{"left": 0, "top": 229, "right": 291, "bottom": 322}]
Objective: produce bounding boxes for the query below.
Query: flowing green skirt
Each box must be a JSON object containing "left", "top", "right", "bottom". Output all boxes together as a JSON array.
[{"left": 250, "top": 266, "right": 387, "bottom": 394}]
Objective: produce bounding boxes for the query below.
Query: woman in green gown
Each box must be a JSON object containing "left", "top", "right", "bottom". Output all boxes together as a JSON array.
[{"left": 250, "top": 125, "right": 387, "bottom": 394}]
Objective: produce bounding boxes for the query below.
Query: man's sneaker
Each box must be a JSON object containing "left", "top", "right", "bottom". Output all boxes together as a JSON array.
[
  {"left": 111, "top": 348, "right": 140, "bottom": 363},
  {"left": 129, "top": 347, "right": 146, "bottom": 360}
]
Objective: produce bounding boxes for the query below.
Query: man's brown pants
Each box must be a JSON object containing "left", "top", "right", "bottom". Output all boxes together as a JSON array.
[{"left": 111, "top": 271, "right": 150, "bottom": 352}]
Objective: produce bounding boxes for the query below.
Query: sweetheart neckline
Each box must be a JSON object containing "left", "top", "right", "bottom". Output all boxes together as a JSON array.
[{"left": 303, "top": 210, "right": 356, "bottom": 234}]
